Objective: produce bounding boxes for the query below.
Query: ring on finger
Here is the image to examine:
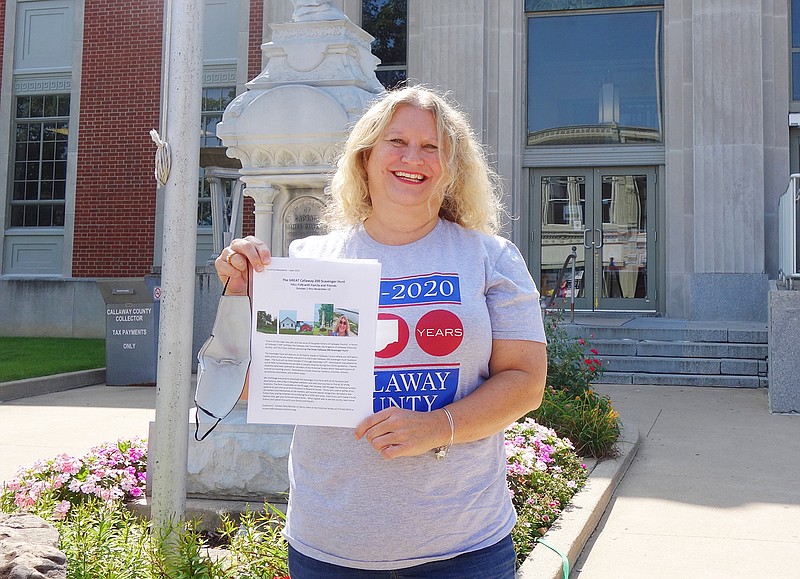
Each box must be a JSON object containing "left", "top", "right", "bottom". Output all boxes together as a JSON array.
[{"left": 226, "top": 251, "right": 236, "bottom": 265}]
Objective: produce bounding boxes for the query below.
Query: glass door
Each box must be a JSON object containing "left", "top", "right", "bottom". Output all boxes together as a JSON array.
[{"left": 533, "top": 168, "right": 656, "bottom": 311}]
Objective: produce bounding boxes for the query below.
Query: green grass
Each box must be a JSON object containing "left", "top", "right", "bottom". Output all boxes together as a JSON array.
[{"left": 0, "top": 337, "right": 105, "bottom": 383}]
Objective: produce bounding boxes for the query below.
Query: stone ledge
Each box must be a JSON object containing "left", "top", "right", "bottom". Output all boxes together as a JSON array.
[
  {"left": 516, "top": 422, "right": 641, "bottom": 579},
  {"left": 0, "top": 368, "right": 106, "bottom": 402},
  {"left": 128, "top": 497, "right": 288, "bottom": 532}
]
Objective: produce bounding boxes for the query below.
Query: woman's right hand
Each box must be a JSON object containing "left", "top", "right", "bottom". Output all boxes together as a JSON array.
[{"left": 215, "top": 236, "right": 272, "bottom": 296}]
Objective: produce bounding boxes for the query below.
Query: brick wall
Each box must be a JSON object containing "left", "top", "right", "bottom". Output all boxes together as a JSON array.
[
  {"left": 241, "top": 0, "right": 264, "bottom": 238},
  {"left": 72, "top": 0, "right": 163, "bottom": 277},
  {"left": 248, "top": 0, "right": 264, "bottom": 81}
]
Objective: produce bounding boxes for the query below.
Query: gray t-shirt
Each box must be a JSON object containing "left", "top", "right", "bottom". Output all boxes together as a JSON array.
[{"left": 284, "top": 218, "right": 546, "bottom": 570}]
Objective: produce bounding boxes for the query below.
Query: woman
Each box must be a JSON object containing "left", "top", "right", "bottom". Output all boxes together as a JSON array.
[
  {"left": 217, "top": 86, "right": 547, "bottom": 578},
  {"left": 332, "top": 315, "right": 350, "bottom": 336}
]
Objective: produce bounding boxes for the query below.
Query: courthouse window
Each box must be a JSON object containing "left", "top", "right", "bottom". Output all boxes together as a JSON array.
[
  {"left": 201, "top": 86, "right": 236, "bottom": 148},
  {"left": 198, "top": 175, "right": 236, "bottom": 227},
  {"left": 527, "top": 5, "right": 663, "bottom": 146},
  {"left": 361, "top": 0, "right": 407, "bottom": 89},
  {"left": 198, "top": 85, "right": 236, "bottom": 226},
  {"left": 10, "top": 94, "right": 70, "bottom": 227}
]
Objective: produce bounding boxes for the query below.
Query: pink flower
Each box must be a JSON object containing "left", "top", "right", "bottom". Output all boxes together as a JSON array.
[
  {"left": 55, "top": 455, "right": 82, "bottom": 475},
  {"left": 129, "top": 486, "right": 143, "bottom": 498},
  {"left": 53, "top": 500, "right": 71, "bottom": 520},
  {"left": 126, "top": 448, "right": 145, "bottom": 462},
  {"left": 80, "top": 482, "right": 97, "bottom": 495},
  {"left": 14, "top": 493, "right": 36, "bottom": 510},
  {"left": 53, "top": 473, "right": 71, "bottom": 489},
  {"left": 29, "top": 480, "right": 49, "bottom": 499},
  {"left": 506, "top": 462, "right": 529, "bottom": 476}
]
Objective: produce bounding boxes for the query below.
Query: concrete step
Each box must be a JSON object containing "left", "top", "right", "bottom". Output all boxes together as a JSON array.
[
  {"left": 599, "top": 355, "right": 766, "bottom": 376},
  {"left": 566, "top": 324, "right": 767, "bottom": 344},
  {"left": 596, "top": 372, "right": 766, "bottom": 389},
  {"left": 553, "top": 316, "right": 769, "bottom": 388},
  {"left": 591, "top": 339, "right": 768, "bottom": 360}
]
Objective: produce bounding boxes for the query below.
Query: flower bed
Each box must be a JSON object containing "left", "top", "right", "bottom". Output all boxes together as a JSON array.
[
  {"left": 506, "top": 418, "right": 588, "bottom": 564},
  {"left": 2, "top": 438, "right": 147, "bottom": 519},
  {"left": 1, "top": 422, "right": 588, "bottom": 575}
]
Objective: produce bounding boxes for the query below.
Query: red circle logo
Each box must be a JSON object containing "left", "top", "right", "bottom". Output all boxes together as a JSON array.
[
  {"left": 375, "top": 313, "right": 410, "bottom": 358},
  {"left": 415, "top": 310, "right": 463, "bottom": 357}
]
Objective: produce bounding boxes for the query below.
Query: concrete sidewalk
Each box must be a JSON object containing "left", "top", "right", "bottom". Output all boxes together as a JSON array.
[
  {"left": 574, "top": 384, "right": 800, "bottom": 579},
  {"left": 1, "top": 378, "right": 798, "bottom": 578},
  {"left": 0, "top": 380, "right": 156, "bottom": 483}
]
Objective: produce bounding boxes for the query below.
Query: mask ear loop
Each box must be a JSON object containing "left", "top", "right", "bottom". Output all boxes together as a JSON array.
[{"left": 194, "top": 266, "right": 251, "bottom": 442}]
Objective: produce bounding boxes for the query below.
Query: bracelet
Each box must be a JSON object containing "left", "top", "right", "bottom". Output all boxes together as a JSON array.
[{"left": 434, "top": 407, "right": 454, "bottom": 460}]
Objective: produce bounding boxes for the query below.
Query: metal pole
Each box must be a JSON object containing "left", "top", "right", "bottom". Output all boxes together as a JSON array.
[
  {"left": 150, "top": 0, "right": 205, "bottom": 535},
  {"left": 570, "top": 246, "right": 577, "bottom": 324}
]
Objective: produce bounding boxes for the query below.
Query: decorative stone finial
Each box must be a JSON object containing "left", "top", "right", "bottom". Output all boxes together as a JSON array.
[{"left": 290, "top": 0, "right": 348, "bottom": 22}]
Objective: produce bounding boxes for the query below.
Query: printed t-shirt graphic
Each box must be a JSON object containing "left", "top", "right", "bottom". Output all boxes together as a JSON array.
[{"left": 374, "top": 272, "right": 461, "bottom": 413}]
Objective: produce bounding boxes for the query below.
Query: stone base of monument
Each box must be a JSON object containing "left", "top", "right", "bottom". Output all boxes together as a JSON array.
[
  {"left": 128, "top": 496, "right": 287, "bottom": 532},
  {"left": 143, "top": 404, "right": 293, "bottom": 529}
]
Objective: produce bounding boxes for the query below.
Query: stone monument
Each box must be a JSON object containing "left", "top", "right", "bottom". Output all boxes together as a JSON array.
[
  {"left": 216, "top": 0, "right": 383, "bottom": 257},
  {"left": 173, "top": 0, "right": 384, "bottom": 508},
  {"left": 289, "top": 0, "right": 347, "bottom": 22}
]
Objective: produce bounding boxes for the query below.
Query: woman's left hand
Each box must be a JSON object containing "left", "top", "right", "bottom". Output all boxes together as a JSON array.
[
  {"left": 354, "top": 407, "right": 451, "bottom": 460},
  {"left": 355, "top": 340, "right": 547, "bottom": 460}
]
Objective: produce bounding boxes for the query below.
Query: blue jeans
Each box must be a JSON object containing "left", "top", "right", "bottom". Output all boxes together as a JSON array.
[{"left": 287, "top": 533, "right": 516, "bottom": 579}]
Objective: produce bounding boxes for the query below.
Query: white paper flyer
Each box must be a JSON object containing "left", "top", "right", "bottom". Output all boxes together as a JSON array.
[{"left": 247, "top": 257, "right": 381, "bottom": 427}]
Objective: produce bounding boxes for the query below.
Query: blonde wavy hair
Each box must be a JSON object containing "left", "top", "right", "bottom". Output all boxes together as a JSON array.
[{"left": 322, "top": 86, "right": 504, "bottom": 234}]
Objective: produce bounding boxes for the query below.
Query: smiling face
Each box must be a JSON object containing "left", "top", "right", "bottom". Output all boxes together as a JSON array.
[{"left": 364, "top": 105, "right": 445, "bottom": 228}]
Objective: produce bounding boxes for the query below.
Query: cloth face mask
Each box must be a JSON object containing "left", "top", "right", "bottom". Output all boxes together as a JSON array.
[{"left": 194, "top": 293, "right": 251, "bottom": 440}]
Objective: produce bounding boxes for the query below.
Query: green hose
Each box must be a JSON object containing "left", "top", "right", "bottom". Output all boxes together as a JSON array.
[{"left": 536, "top": 538, "right": 570, "bottom": 579}]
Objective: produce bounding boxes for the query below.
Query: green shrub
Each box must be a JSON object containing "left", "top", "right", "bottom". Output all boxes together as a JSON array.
[
  {"left": 543, "top": 309, "right": 604, "bottom": 398},
  {"left": 212, "top": 505, "right": 290, "bottom": 578},
  {"left": 530, "top": 387, "right": 620, "bottom": 459},
  {"left": 538, "top": 308, "right": 621, "bottom": 458},
  {"left": 54, "top": 499, "right": 152, "bottom": 579}
]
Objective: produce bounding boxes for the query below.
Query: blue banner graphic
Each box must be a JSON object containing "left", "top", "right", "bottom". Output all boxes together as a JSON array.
[
  {"left": 379, "top": 274, "right": 461, "bottom": 308},
  {"left": 373, "top": 367, "right": 459, "bottom": 412}
]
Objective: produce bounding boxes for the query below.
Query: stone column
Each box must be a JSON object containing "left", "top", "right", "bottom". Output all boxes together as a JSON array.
[
  {"left": 242, "top": 184, "right": 278, "bottom": 248},
  {"left": 664, "top": 0, "right": 776, "bottom": 321}
]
